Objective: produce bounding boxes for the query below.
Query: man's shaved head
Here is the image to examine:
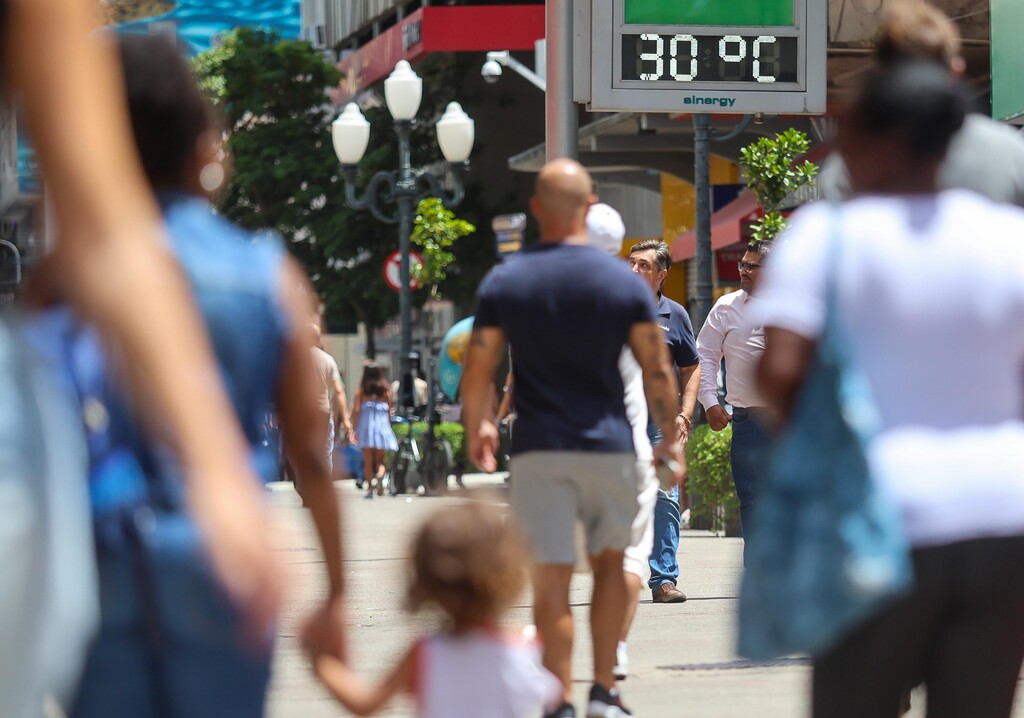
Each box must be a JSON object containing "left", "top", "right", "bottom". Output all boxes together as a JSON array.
[{"left": 531, "top": 158, "right": 596, "bottom": 242}]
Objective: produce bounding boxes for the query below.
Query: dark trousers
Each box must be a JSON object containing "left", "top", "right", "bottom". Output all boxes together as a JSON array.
[
  {"left": 730, "top": 407, "right": 773, "bottom": 565},
  {"left": 813, "top": 536, "right": 1024, "bottom": 718}
]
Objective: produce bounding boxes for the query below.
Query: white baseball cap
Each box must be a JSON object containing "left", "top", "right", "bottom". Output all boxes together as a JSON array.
[{"left": 586, "top": 202, "right": 626, "bottom": 256}]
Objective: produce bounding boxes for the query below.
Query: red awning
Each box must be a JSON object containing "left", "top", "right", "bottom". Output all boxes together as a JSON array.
[
  {"left": 671, "top": 192, "right": 761, "bottom": 262},
  {"left": 333, "top": 5, "right": 545, "bottom": 104}
]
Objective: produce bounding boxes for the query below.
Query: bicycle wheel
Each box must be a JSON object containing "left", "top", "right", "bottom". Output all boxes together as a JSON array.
[
  {"left": 422, "top": 439, "right": 453, "bottom": 496},
  {"left": 388, "top": 446, "right": 411, "bottom": 496}
]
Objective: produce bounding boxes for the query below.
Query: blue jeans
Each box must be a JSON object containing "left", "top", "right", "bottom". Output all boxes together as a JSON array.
[
  {"left": 730, "top": 408, "right": 774, "bottom": 565},
  {"left": 646, "top": 424, "right": 681, "bottom": 590}
]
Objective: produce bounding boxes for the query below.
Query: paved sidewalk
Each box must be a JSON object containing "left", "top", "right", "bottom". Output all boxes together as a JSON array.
[{"left": 263, "top": 474, "right": 1020, "bottom": 717}]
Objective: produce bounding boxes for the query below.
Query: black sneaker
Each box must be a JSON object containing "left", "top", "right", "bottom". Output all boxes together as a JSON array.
[
  {"left": 544, "top": 702, "right": 576, "bottom": 718},
  {"left": 586, "top": 684, "right": 632, "bottom": 718}
]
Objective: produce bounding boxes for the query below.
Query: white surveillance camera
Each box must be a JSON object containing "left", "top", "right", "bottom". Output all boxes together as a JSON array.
[{"left": 481, "top": 59, "right": 503, "bottom": 84}]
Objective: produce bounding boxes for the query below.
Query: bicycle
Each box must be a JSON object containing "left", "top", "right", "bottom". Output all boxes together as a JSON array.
[
  {"left": 418, "top": 400, "right": 453, "bottom": 495},
  {"left": 388, "top": 354, "right": 453, "bottom": 496},
  {"left": 387, "top": 414, "right": 420, "bottom": 496}
]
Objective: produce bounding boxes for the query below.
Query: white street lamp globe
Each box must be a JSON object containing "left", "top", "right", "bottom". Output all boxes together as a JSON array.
[
  {"left": 384, "top": 60, "right": 423, "bottom": 121},
  {"left": 436, "top": 102, "right": 475, "bottom": 163},
  {"left": 332, "top": 103, "right": 370, "bottom": 165}
]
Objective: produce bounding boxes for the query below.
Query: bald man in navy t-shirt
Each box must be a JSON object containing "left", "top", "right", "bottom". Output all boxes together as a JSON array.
[{"left": 460, "top": 159, "right": 685, "bottom": 718}]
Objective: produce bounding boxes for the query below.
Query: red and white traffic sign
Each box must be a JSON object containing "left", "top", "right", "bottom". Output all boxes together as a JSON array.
[{"left": 383, "top": 249, "right": 424, "bottom": 292}]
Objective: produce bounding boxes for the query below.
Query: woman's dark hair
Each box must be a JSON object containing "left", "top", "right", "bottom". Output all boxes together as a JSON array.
[
  {"left": 360, "top": 362, "right": 389, "bottom": 400},
  {"left": 117, "top": 33, "right": 216, "bottom": 190},
  {"left": 847, "top": 60, "right": 968, "bottom": 163}
]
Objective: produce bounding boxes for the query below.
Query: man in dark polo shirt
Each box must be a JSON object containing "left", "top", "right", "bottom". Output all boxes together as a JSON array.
[
  {"left": 627, "top": 240, "right": 700, "bottom": 604},
  {"left": 461, "top": 159, "right": 685, "bottom": 718}
]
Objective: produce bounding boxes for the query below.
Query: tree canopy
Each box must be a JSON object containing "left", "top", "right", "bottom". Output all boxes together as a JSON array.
[{"left": 192, "top": 30, "right": 492, "bottom": 355}]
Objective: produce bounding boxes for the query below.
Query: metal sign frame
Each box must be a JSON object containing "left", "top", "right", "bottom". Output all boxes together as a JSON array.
[{"left": 588, "top": 0, "right": 827, "bottom": 114}]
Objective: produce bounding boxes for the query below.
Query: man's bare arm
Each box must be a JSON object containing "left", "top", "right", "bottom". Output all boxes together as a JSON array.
[
  {"left": 6, "top": 0, "right": 282, "bottom": 630},
  {"left": 675, "top": 363, "right": 700, "bottom": 443},
  {"left": 459, "top": 327, "right": 507, "bottom": 472},
  {"left": 757, "top": 327, "right": 815, "bottom": 426},
  {"left": 630, "top": 322, "right": 686, "bottom": 486},
  {"left": 332, "top": 376, "right": 352, "bottom": 438}
]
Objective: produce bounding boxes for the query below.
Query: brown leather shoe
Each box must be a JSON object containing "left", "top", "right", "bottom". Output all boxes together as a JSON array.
[{"left": 652, "top": 583, "right": 688, "bottom": 603}]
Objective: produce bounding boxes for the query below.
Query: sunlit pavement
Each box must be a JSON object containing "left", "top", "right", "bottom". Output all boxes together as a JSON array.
[{"left": 264, "top": 473, "right": 1018, "bottom": 718}]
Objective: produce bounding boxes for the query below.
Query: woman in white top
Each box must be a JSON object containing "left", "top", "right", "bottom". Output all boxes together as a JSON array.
[{"left": 758, "top": 60, "right": 1024, "bottom": 718}]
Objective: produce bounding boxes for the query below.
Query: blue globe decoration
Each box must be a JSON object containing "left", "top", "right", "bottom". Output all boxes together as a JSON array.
[{"left": 438, "top": 316, "right": 474, "bottom": 401}]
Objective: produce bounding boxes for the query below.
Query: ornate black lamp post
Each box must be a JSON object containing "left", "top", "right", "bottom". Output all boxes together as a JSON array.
[{"left": 331, "top": 60, "right": 474, "bottom": 408}]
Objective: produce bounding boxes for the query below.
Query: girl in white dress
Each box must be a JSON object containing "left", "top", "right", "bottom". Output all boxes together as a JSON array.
[{"left": 305, "top": 503, "right": 561, "bottom": 718}]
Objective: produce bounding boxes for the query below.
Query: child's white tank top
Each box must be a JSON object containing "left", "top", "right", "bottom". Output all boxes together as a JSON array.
[{"left": 413, "top": 629, "right": 561, "bottom": 718}]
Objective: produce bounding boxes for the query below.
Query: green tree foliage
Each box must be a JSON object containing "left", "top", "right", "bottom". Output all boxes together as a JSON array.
[
  {"left": 411, "top": 197, "right": 476, "bottom": 298},
  {"left": 685, "top": 423, "right": 739, "bottom": 535},
  {"left": 192, "top": 33, "right": 495, "bottom": 354},
  {"left": 192, "top": 29, "right": 387, "bottom": 336},
  {"left": 738, "top": 128, "right": 818, "bottom": 246}
]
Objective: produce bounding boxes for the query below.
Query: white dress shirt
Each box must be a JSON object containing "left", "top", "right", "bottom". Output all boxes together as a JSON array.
[{"left": 696, "top": 290, "right": 767, "bottom": 411}]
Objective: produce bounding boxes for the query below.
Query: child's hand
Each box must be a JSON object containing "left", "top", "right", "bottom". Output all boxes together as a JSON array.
[{"left": 301, "top": 595, "right": 348, "bottom": 661}]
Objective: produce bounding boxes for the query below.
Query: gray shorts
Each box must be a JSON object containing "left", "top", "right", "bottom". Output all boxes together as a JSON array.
[{"left": 509, "top": 451, "right": 641, "bottom": 565}]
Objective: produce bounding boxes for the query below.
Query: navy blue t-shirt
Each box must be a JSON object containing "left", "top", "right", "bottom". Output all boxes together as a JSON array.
[
  {"left": 474, "top": 242, "right": 657, "bottom": 454},
  {"left": 656, "top": 294, "right": 698, "bottom": 368}
]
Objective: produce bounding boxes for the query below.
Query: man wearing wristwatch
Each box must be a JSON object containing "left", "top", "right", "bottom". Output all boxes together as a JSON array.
[
  {"left": 696, "top": 241, "right": 773, "bottom": 565},
  {"left": 627, "top": 240, "right": 700, "bottom": 603}
]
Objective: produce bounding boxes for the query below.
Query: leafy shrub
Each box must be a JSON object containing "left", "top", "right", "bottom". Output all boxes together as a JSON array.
[
  {"left": 685, "top": 423, "right": 739, "bottom": 534},
  {"left": 403, "top": 421, "right": 466, "bottom": 466}
]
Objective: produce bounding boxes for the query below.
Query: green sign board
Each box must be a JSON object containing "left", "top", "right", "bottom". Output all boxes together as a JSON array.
[
  {"left": 624, "top": 0, "right": 794, "bottom": 27},
  {"left": 992, "top": 0, "right": 1024, "bottom": 122}
]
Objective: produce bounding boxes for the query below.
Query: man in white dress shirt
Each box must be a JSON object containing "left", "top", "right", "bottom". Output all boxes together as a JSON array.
[{"left": 696, "top": 242, "right": 773, "bottom": 563}]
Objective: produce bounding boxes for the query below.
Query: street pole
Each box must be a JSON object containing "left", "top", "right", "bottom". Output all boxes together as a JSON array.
[
  {"left": 395, "top": 120, "right": 415, "bottom": 408},
  {"left": 692, "top": 113, "right": 753, "bottom": 332},
  {"left": 693, "top": 113, "right": 713, "bottom": 332},
  {"left": 335, "top": 93, "right": 472, "bottom": 418},
  {"left": 545, "top": 0, "right": 576, "bottom": 160}
]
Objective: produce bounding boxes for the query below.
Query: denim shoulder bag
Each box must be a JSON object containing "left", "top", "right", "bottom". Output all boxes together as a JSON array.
[{"left": 738, "top": 211, "right": 913, "bottom": 660}]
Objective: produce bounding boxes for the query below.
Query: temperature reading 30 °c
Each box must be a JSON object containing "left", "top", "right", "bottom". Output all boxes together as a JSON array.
[{"left": 621, "top": 33, "right": 799, "bottom": 85}]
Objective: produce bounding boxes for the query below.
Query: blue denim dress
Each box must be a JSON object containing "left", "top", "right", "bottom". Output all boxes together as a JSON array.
[{"left": 29, "top": 195, "right": 290, "bottom": 718}]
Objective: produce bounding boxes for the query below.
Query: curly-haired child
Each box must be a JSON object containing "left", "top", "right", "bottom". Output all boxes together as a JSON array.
[{"left": 305, "top": 502, "right": 561, "bottom": 717}]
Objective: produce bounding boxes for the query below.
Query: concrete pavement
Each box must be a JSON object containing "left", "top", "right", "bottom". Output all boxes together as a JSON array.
[{"left": 263, "top": 474, "right": 1016, "bottom": 718}]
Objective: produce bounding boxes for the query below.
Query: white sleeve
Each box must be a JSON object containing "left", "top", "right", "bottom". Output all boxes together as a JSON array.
[
  {"left": 695, "top": 301, "right": 726, "bottom": 411},
  {"left": 756, "top": 203, "right": 833, "bottom": 340}
]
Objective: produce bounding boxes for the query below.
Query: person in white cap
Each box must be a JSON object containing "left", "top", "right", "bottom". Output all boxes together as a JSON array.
[{"left": 586, "top": 203, "right": 661, "bottom": 681}]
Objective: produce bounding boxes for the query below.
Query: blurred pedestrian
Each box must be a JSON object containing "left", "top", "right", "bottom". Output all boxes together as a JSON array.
[
  {"left": 306, "top": 502, "right": 561, "bottom": 716},
  {"left": 351, "top": 362, "right": 399, "bottom": 497},
  {"left": 695, "top": 241, "right": 773, "bottom": 564},
  {"left": 23, "top": 33, "right": 347, "bottom": 718},
  {"left": 1, "top": 3, "right": 280, "bottom": 716},
  {"left": 757, "top": 61, "right": 1024, "bottom": 718},
  {"left": 585, "top": 203, "right": 661, "bottom": 683},
  {"left": 295, "top": 323, "right": 352, "bottom": 496},
  {"left": 391, "top": 353, "right": 429, "bottom": 414},
  {"left": 461, "top": 159, "right": 684, "bottom": 718},
  {"left": 819, "top": 0, "right": 1024, "bottom": 207},
  {"left": 626, "top": 240, "right": 699, "bottom": 604}
]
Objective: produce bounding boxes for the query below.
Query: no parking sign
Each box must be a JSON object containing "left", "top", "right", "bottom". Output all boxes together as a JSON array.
[{"left": 382, "top": 249, "right": 424, "bottom": 292}]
